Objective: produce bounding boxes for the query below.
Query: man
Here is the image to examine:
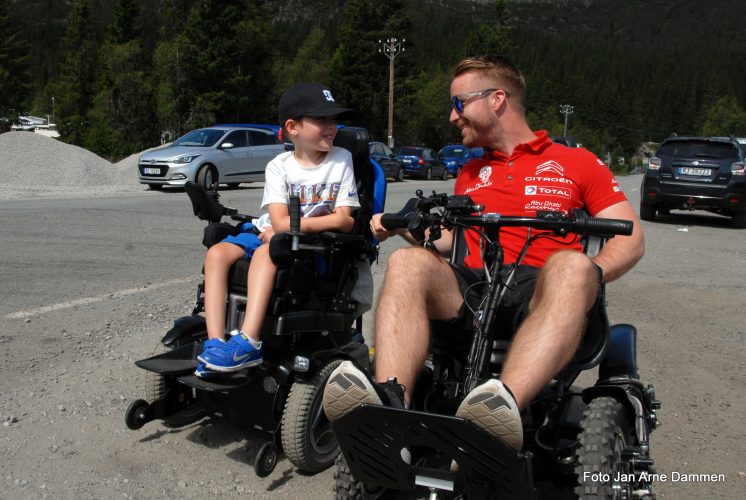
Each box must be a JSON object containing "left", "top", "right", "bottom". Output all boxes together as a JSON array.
[{"left": 323, "top": 55, "right": 644, "bottom": 450}]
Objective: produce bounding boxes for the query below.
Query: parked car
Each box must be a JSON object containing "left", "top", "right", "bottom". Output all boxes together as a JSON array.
[
  {"left": 437, "top": 144, "right": 484, "bottom": 177},
  {"left": 640, "top": 135, "right": 746, "bottom": 228},
  {"left": 138, "top": 125, "right": 286, "bottom": 190},
  {"left": 369, "top": 141, "right": 405, "bottom": 182},
  {"left": 396, "top": 146, "right": 449, "bottom": 180}
]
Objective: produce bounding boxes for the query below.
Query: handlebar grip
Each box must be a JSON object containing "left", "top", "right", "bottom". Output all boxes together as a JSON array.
[
  {"left": 576, "top": 217, "right": 633, "bottom": 236},
  {"left": 289, "top": 195, "right": 301, "bottom": 235},
  {"left": 380, "top": 212, "right": 413, "bottom": 230}
]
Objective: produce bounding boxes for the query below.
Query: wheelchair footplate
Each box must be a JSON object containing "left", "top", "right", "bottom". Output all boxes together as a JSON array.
[
  {"left": 333, "top": 405, "right": 535, "bottom": 499},
  {"left": 135, "top": 343, "right": 200, "bottom": 375}
]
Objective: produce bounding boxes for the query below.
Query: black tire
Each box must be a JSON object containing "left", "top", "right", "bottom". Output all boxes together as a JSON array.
[
  {"left": 147, "top": 184, "right": 164, "bottom": 191},
  {"left": 639, "top": 203, "right": 655, "bottom": 221},
  {"left": 424, "top": 167, "right": 432, "bottom": 180},
  {"left": 333, "top": 453, "right": 390, "bottom": 499},
  {"left": 254, "top": 442, "right": 279, "bottom": 478},
  {"left": 574, "top": 398, "right": 635, "bottom": 499},
  {"left": 732, "top": 212, "right": 746, "bottom": 229},
  {"left": 396, "top": 168, "right": 404, "bottom": 182},
  {"left": 125, "top": 399, "right": 149, "bottom": 430},
  {"left": 145, "top": 341, "right": 206, "bottom": 428},
  {"left": 440, "top": 168, "right": 448, "bottom": 180},
  {"left": 281, "top": 358, "right": 343, "bottom": 472},
  {"left": 196, "top": 165, "right": 218, "bottom": 191}
]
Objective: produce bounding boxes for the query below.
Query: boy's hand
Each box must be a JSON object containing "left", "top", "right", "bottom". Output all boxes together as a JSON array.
[
  {"left": 258, "top": 227, "right": 275, "bottom": 242},
  {"left": 370, "top": 213, "right": 399, "bottom": 242}
]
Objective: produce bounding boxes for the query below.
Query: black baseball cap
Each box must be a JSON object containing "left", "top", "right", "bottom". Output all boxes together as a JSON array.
[{"left": 278, "top": 83, "right": 355, "bottom": 124}]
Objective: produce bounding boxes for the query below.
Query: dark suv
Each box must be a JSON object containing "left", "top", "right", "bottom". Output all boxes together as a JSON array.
[{"left": 640, "top": 136, "right": 746, "bottom": 228}]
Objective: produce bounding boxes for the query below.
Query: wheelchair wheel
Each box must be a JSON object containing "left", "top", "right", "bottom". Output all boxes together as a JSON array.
[
  {"left": 574, "top": 397, "right": 635, "bottom": 499},
  {"left": 144, "top": 344, "right": 169, "bottom": 402},
  {"left": 145, "top": 341, "right": 206, "bottom": 428},
  {"left": 281, "top": 358, "right": 343, "bottom": 472},
  {"left": 333, "top": 453, "right": 390, "bottom": 499}
]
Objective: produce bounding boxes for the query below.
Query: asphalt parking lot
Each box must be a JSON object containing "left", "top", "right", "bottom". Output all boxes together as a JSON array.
[{"left": 0, "top": 175, "right": 744, "bottom": 499}]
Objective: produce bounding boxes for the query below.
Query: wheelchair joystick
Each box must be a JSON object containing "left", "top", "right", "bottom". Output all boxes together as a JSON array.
[{"left": 288, "top": 195, "right": 301, "bottom": 251}]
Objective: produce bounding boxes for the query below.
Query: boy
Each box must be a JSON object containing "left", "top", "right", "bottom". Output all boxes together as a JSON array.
[{"left": 196, "top": 83, "right": 359, "bottom": 378}]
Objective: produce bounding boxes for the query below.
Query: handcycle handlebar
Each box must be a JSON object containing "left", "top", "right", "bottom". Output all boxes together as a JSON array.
[
  {"left": 380, "top": 193, "right": 633, "bottom": 239},
  {"left": 446, "top": 213, "right": 633, "bottom": 237}
]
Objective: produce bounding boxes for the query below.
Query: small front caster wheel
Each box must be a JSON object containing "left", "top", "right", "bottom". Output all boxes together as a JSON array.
[
  {"left": 125, "top": 399, "right": 150, "bottom": 430},
  {"left": 254, "top": 442, "right": 278, "bottom": 478}
]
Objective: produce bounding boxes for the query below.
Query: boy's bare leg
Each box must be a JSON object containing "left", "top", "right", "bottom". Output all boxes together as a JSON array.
[
  {"left": 500, "top": 251, "right": 599, "bottom": 409},
  {"left": 374, "top": 247, "right": 464, "bottom": 402},
  {"left": 203, "top": 242, "right": 245, "bottom": 340},
  {"left": 239, "top": 243, "right": 276, "bottom": 341}
]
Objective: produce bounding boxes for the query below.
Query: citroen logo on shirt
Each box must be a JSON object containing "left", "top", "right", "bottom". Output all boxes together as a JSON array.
[{"left": 535, "top": 160, "right": 564, "bottom": 176}]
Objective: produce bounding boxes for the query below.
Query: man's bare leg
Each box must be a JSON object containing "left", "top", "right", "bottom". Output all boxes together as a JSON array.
[
  {"left": 500, "top": 250, "right": 599, "bottom": 409},
  {"left": 373, "top": 247, "right": 464, "bottom": 400}
]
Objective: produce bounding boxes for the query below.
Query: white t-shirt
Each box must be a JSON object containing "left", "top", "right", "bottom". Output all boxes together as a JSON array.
[{"left": 253, "top": 146, "right": 360, "bottom": 230}]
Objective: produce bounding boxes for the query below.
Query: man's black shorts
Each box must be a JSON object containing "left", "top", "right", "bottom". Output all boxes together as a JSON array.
[{"left": 440, "top": 263, "right": 604, "bottom": 342}]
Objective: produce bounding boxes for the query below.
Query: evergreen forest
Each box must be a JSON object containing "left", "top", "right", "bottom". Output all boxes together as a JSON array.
[{"left": 2, "top": 0, "right": 746, "bottom": 168}]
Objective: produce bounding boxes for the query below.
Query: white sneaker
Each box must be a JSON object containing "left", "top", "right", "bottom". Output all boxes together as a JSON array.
[{"left": 455, "top": 379, "right": 523, "bottom": 451}]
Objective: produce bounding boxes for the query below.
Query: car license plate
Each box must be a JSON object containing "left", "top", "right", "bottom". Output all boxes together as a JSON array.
[
  {"left": 143, "top": 167, "right": 161, "bottom": 175},
  {"left": 403, "top": 159, "right": 411, "bottom": 164},
  {"left": 678, "top": 167, "right": 710, "bottom": 176}
]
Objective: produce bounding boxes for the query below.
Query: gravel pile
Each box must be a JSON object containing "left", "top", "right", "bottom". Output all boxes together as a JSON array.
[{"left": 0, "top": 132, "right": 146, "bottom": 201}]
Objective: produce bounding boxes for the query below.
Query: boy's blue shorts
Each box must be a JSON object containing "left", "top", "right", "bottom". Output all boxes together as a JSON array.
[{"left": 221, "top": 222, "right": 263, "bottom": 259}]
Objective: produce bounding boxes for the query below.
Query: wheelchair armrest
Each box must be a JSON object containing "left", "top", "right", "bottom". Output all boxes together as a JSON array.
[
  {"left": 319, "top": 231, "right": 367, "bottom": 244},
  {"left": 230, "top": 213, "right": 257, "bottom": 223}
]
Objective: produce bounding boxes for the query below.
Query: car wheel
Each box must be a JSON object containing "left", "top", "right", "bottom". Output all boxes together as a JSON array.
[
  {"left": 425, "top": 167, "right": 432, "bottom": 180},
  {"left": 733, "top": 212, "right": 746, "bottom": 229},
  {"left": 196, "top": 165, "right": 218, "bottom": 191},
  {"left": 639, "top": 203, "right": 655, "bottom": 221},
  {"left": 396, "top": 168, "right": 405, "bottom": 182}
]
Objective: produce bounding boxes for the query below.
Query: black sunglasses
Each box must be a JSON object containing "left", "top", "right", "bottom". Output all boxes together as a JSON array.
[{"left": 451, "top": 88, "right": 508, "bottom": 113}]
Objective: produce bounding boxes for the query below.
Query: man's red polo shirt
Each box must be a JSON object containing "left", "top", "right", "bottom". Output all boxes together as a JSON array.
[{"left": 454, "top": 131, "right": 627, "bottom": 268}]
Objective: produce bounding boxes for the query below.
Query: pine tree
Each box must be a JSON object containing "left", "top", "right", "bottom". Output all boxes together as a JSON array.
[
  {"left": 329, "top": 0, "right": 412, "bottom": 140},
  {"left": 463, "top": 0, "right": 513, "bottom": 57},
  {"left": 53, "top": 0, "right": 96, "bottom": 144},
  {"left": 0, "top": 0, "right": 33, "bottom": 129},
  {"left": 84, "top": 0, "right": 157, "bottom": 158}
]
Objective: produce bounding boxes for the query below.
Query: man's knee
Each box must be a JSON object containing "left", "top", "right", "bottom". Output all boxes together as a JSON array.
[
  {"left": 532, "top": 251, "right": 598, "bottom": 309},
  {"left": 387, "top": 246, "right": 433, "bottom": 271},
  {"left": 542, "top": 251, "right": 596, "bottom": 287}
]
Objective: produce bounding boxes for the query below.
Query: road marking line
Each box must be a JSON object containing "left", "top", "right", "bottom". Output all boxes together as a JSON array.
[{"left": 4, "top": 278, "right": 195, "bottom": 319}]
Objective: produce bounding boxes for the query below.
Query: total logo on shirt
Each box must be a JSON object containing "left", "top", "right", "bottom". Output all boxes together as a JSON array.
[{"left": 524, "top": 185, "right": 571, "bottom": 199}]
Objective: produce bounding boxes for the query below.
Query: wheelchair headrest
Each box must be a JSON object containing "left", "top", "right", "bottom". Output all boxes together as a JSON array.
[
  {"left": 334, "top": 127, "right": 370, "bottom": 166},
  {"left": 184, "top": 181, "right": 225, "bottom": 223}
]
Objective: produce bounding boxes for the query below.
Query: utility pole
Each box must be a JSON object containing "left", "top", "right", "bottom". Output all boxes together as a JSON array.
[
  {"left": 379, "top": 37, "right": 405, "bottom": 148},
  {"left": 51, "top": 96, "right": 55, "bottom": 126},
  {"left": 559, "top": 104, "right": 574, "bottom": 136}
]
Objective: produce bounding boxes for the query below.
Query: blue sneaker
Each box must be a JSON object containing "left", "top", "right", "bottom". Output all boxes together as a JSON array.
[
  {"left": 198, "top": 332, "right": 262, "bottom": 372},
  {"left": 193, "top": 338, "right": 226, "bottom": 378},
  {"left": 194, "top": 362, "right": 221, "bottom": 379}
]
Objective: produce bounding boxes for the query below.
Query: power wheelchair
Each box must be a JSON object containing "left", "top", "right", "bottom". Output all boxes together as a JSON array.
[
  {"left": 332, "top": 191, "right": 661, "bottom": 499},
  {"left": 124, "top": 127, "right": 386, "bottom": 478}
]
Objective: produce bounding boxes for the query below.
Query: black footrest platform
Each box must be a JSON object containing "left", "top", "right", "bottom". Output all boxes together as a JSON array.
[
  {"left": 135, "top": 343, "right": 200, "bottom": 375},
  {"left": 177, "top": 372, "right": 254, "bottom": 392},
  {"left": 333, "top": 405, "right": 534, "bottom": 499}
]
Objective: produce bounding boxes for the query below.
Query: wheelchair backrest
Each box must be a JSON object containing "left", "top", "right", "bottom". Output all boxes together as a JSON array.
[{"left": 333, "top": 127, "right": 387, "bottom": 243}]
